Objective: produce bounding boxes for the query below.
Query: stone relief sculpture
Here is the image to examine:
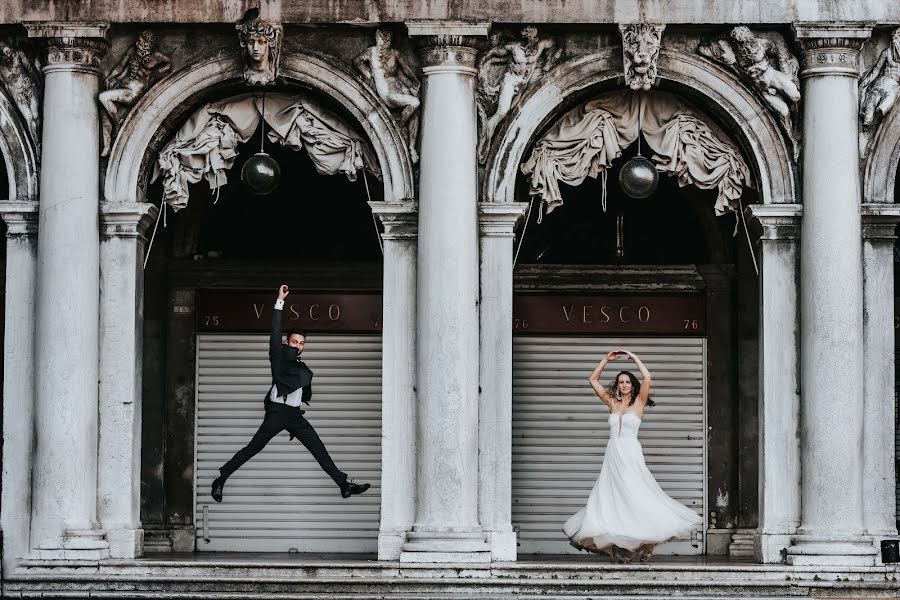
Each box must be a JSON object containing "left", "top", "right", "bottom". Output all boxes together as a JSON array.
[
  {"left": 698, "top": 26, "right": 800, "bottom": 157},
  {"left": 476, "top": 26, "right": 563, "bottom": 161},
  {"left": 236, "top": 9, "right": 282, "bottom": 86},
  {"left": 860, "top": 28, "right": 900, "bottom": 133},
  {"left": 619, "top": 23, "right": 666, "bottom": 91},
  {"left": 353, "top": 29, "right": 421, "bottom": 163},
  {"left": 99, "top": 30, "right": 172, "bottom": 157},
  {"left": 0, "top": 40, "right": 42, "bottom": 145}
]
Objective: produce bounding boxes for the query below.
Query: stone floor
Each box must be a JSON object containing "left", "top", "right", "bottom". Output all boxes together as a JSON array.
[{"left": 3, "top": 552, "right": 899, "bottom": 598}]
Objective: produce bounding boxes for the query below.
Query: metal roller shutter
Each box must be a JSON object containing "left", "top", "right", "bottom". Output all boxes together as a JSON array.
[
  {"left": 512, "top": 336, "right": 707, "bottom": 555},
  {"left": 194, "top": 333, "right": 382, "bottom": 552}
]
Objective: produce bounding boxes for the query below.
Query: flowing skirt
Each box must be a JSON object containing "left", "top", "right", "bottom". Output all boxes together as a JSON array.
[{"left": 563, "top": 436, "right": 702, "bottom": 556}]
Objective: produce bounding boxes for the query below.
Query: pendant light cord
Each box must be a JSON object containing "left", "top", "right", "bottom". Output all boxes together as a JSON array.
[{"left": 259, "top": 92, "right": 266, "bottom": 152}]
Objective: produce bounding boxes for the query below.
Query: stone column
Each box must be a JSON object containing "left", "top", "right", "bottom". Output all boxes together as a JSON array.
[
  {"left": 787, "top": 25, "right": 876, "bottom": 566},
  {"left": 0, "top": 202, "right": 38, "bottom": 572},
  {"left": 402, "top": 22, "right": 491, "bottom": 562},
  {"left": 96, "top": 202, "right": 158, "bottom": 558},
  {"left": 747, "top": 204, "right": 802, "bottom": 564},
  {"left": 25, "top": 23, "right": 109, "bottom": 558},
  {"left": 478, "top": 202, "right": 527, "bottom": 562},
  {"left": 369, "top": 202, "right": 418, "bottom": 561},
  {"left": 860, "top": 204, "right": 900, "bottom": 552}
]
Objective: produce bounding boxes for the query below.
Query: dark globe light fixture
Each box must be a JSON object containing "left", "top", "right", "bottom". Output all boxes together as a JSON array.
[
  {"left": 242, "top": 152, "right": 281, "bottom": 195},
  {"left": 242, "top": 92, "right": 280, "bottom": 195},
  {"left": 618, "top": 154, "right": 658, "bottom": 199}
]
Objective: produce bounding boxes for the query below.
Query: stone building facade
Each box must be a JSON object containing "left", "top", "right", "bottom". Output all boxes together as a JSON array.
[{"left": 1, "top": 1, "right": 900, "bottom": 594}]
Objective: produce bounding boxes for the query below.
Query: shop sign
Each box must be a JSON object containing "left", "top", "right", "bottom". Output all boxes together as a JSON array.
[
  {"left": 512, "top": 295, "right": 706, "bottom": 335},
  {"left": 197, "top": 291, "right": 383, "bottom": 333}
]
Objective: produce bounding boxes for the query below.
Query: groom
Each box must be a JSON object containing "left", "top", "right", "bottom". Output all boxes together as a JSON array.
[{"left": 211, "top": 284, "right": 370, "bottom": 502}]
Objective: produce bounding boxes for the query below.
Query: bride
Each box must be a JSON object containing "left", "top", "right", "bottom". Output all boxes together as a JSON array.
[{"left": 563, "top": 349, "right": 702, "bottom": 563}]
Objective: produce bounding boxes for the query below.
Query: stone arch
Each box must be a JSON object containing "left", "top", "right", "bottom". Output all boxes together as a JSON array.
[
  {"left": 0, "top": 86, "right": 38, "bottom": 202},
  {"left": 104, "top": 49, "right": 415, "bottom": 205},
  {"left": 863, "top": 107, "right": 900, "bottom": 203},
  {"left": 483, "top": 48, "right": 796, "bottom": 207}
]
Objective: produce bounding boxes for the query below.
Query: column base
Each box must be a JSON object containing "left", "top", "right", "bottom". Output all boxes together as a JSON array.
[
  {"left": 487, "top": 528, "right": 517, "bottom": 562},
  {"left": 106, "top": 528, "right": 143, "bottom": 558},
  {"left": 757, "top": 532, "right": 793, "bottom": 563},
  {"left": 33, "top": 528, "right": 110, "bottom": 560},
  {"left": 786, "top": 534, "right": 877, "bottom": 566},
  {"left": 378, "top": 530, "right": 405, "bottom": 561},
  {"left": 400, "top": 529, "right": 491, "bottom": 563}
]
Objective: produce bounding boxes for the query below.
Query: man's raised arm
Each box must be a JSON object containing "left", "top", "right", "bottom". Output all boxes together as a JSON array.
[{"left": 270, "top": 284, "right": 289, "bottom": 365}]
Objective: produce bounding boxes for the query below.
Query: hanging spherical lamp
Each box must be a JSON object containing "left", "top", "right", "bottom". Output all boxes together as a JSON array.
[
  {"left": 242, "top": 92, "right": 280, "bottom": 195},
  {"left": 242, "top": 152, "right": 281, "bottom": 195},
  {"left": 618, "top": 155, "right": 658, "bottom": 199}
]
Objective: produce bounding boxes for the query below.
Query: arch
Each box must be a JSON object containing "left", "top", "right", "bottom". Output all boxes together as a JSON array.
[
  {"left": 863, "top": 106, "right": 900, "bottom": 203},
  {"left": 483, "top": 48, "right": 796, "bottom": 207},
  {"left": 104, "top": 49, "right": 415, "bottom": 205},
  {"left": 0, "top": 86, "right": 38, "bottom": 202}
]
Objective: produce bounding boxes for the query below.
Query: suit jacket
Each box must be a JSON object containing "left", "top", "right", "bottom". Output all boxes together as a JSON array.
[{"left": 267, "top": 305, "right": 313, "bottom": 404}]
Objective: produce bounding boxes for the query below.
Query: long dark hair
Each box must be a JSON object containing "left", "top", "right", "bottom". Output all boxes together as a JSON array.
[{"left": 608, "top": 370, "right": 656, "bottom": 407}]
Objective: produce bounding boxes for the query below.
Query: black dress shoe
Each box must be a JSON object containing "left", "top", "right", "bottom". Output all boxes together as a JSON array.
[
  {"left": 211, "top": 477, "right": 225, "bottom": 503},
  {"left": 340, "top": 480, "right": 371, "bottom": 498}
]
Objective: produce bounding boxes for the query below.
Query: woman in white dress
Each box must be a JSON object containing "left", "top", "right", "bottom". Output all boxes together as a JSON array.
[{"left": 563, "top": 349, "right": 702, "bottom": 563}]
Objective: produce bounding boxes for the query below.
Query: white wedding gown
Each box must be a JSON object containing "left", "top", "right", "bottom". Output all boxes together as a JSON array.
[{"left": 563, "top": 412, "right": 702, "bottom": 556}]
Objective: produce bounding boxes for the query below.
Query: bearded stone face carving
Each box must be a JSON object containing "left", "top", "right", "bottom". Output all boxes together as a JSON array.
[
  {"left": 619, "top": 24, "right": 666, "bottom": 91},
  {"left": 236, "top": 11, "right": 282, "bottom": 86}
]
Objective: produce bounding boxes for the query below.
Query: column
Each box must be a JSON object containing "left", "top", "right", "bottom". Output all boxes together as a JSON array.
[
  {"left": 860, "top": 204, "right": 900, "bottom": 551},
  {"left": 478, "top": 202, "right": 527, "bottom": 562},
  {"left": 25, "top": 23, "right": 109, "bottom": 557},
  {"left": 747, "top": 204, "right": 802, "bottom": 564},
  {"left": 369, "top": 202, "right": 418, "bottom": 561},
  {"left": 96, "top": 202, "right": 158, "bottom": 558},
  {"left": 788, "top": 24, "right": 876, "bottom": 566},
  {"left": 401, "top": 21, "right": 491, "bottom": 562},
  {"left": 0, "top": 202, "right": 38, "bottom": 572}
]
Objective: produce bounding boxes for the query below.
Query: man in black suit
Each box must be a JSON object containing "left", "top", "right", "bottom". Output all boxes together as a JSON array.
[{"left": 211, "top": 284, "right": 370, "bottom": 502}]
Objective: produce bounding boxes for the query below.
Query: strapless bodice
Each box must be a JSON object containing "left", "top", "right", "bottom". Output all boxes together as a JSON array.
[{"left": 608, "top": 412, "right": 642, "bottom": 439}]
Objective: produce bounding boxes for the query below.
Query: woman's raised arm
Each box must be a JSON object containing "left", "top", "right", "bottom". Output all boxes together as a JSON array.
[
  {"left": 588, "top": 351, "right": 619, "bottom": 407},
  {"left": 621, "top": 349, "right": 652, "bottom": 406}
]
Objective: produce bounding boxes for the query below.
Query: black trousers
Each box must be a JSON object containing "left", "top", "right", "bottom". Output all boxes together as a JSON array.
[{"left": 218, "top": 402, "right": 347, "bottom": 487}]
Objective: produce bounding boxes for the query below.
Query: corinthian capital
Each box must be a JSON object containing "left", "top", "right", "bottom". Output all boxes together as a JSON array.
[
  {"left": 793, "top": 24, "right": 871, "bottom": 77},
  {"left": 25, "top": 22, "right": 109, "bottom": 73}
]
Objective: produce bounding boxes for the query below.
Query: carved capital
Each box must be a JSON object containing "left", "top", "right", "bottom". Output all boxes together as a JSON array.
[
  {"left": 479, "top": 202, "right": 529, "bottom": 237},
  {"left": 369, "top": 201, "right": 418, "bottom": 241},
  {"left": 100, "top": 202, "right": 159, "bottom": 241},
  {"left": 0, "top": 201, "right": 39, "bottom": 238},
  {"left": 794, "top": 24, "right": 871, "bottom": 78},
  {"left": 861, "top": 204, "right": 900, "bottom": 241},
  {"left": 407, "top": 21, "right": 487, "bottom": 71},
  {"left": 747, "top": 204, "right": 803, "bottom": 241},
  {"left": 26, "top": 22, "right": 109, "bottom": 74}
]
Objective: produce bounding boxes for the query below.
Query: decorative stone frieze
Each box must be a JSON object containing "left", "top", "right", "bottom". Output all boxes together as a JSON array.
[
  {"left": 0, "top": 40, "right": 42, "bottom": 146},
  {"left": 354, "top": 29, "right": 421, "bottom": 163},
  {"left": 698, "top": 26, "right": 800, "bottom": 158},
  {"left": 618, "top": 23, "right": 665, "bottom": 91},
  {"left": 859, "top": 28, "right": 900, "bottom": 137},
  {"left": 99, "top": 30, "right": 173, "bottom": 157},
  {"left": 475, "top": 26, "right": 562, "bottom": 161}
]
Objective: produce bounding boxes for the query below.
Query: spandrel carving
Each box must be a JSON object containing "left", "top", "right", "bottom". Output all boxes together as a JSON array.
[
  {"left": 699, "top": 26, "right": 801, "bottom": 159},
  {"left": 353, "top": 29, "right": 421, "bottom": 164},
  {"left": 619, "top": 23, "right": 666, "bottom": 91},
  {"left": 476, "top": 27, "right": 563, "bottom": 162},
  {"left": 99, "top": 30, "right": 173, "bottom": 157},
  {"left": 0, "top": 40, "right": 42, "bottom": 146},
  {"left": 860, "top": 28, "right": 900, "bottom": 135},
  {"left": 236, "top": 9, "right": 282, "bottom": 87}
]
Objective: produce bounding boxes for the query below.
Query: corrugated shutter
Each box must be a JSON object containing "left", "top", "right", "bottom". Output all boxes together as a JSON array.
[
  {"left": 512, "top": 336, "right": 707, "bottom": 555},
  {"left": 194, "top": 333, "right": 382, "bottom": 552}
]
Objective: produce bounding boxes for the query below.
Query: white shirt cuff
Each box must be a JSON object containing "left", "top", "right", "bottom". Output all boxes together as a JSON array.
[{"left": 274, "top": 299, "right": 285, "bottom": 310}]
